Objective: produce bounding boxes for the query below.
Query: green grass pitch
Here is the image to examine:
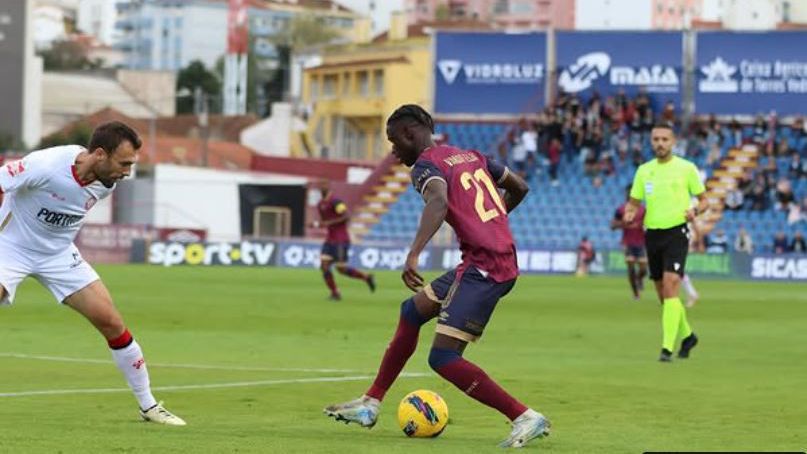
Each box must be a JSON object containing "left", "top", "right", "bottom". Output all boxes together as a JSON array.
[{"left": 0, "top": 265, "right": 805, "bottom": 453}]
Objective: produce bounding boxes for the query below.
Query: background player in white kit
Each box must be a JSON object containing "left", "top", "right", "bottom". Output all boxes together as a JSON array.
[{"left": 0, "top": 122, "right": 185, "bottom": 425}]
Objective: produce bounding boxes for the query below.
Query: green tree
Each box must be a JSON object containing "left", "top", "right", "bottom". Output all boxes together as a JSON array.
[
  {"left": 38, "top": 123, "right": 93, "bottom": 150},
  {"left": 39, "top": 40, "right": 96, "bottom": 71},
  {"left": 0, "top": 131, "right": 26, "bottom": 153},
  {"left": 274, "top": 15, "right": 342, "bottom": 50},
  {"left": 176, "top": 60, "right": 221, "bottom": 114},
  {"left": 435, "top": 3, "right": 451, "bottom": 21}
]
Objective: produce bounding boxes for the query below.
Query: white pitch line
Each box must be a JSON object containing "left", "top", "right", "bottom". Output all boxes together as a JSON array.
[
  {"left": 0, "top": 373, "right": 429, "bottom": 398},
  {"left": 0, "top": 353, "right": 371, "bottom": 374}
]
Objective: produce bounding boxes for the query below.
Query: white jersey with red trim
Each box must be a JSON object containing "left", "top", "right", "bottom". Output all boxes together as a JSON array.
[{"left": 0, "top": 146, "right": 114, "bottom": 255}]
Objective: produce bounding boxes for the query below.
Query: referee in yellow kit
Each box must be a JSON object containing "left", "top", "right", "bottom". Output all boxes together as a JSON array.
[{"left": 624, "top": 123, "right": 708, "bottom": 362}]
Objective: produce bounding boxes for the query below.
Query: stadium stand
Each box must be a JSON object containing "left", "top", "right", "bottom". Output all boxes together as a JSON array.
[{"left": 361, "top": 99, "right": 807, "bottom": 253}]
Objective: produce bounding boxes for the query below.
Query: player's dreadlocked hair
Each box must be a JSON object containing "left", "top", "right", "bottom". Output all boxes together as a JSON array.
[{"left": 386, "top": 104, "right": 434, "bottom": 133}]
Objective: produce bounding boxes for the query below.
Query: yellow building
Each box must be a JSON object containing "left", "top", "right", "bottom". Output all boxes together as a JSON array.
[{"left": 296, "top": 18, "right": 432, "bottom": 160}]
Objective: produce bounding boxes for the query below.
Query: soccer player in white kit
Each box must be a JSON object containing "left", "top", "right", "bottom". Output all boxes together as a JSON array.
[{"left": 0, "top": 122, "right": 186, "bottom": 425}]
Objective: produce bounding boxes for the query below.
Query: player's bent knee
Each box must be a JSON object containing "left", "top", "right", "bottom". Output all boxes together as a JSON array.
[{"left": 428, "top": 347, "right": 461, "bottom": 371}]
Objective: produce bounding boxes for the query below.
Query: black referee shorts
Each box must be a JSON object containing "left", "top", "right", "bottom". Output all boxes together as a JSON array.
[{"left": 645, "top": 223, "right": 689, "bottom": 281}]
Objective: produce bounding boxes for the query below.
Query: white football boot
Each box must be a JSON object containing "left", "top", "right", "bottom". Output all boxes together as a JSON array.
[
  {"left": 499, "top": 409, "right": 550, "bottom": 448},
  {"left": 323, "top": 395, "right": 380, "bottom": 428},
  {"left": 140, "top": 401, "right": 187, "bottom": 426}
]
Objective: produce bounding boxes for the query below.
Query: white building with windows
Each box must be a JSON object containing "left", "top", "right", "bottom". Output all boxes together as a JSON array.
[
  {"left": 576, "top": 0, "right": 653, "bottom": 30},
  {"left": 77, "top": 0, "right": 121, "bottom": 46},
  {"left": 115, "top": 0, "right": 359, "bottom": 72}
]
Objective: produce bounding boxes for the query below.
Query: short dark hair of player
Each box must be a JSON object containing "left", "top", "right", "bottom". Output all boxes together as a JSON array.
[
  {"left": 386, "top": 104, "right": 435, "bottom": 133},
  {"left": 89, "top": 121, "right": 142, "bottom": 155},
  {"left": 652, "top": 122, "right": 675, "bottom": 134}
]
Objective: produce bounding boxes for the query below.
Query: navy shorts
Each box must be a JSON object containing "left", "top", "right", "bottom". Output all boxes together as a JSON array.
[
  {"left": 424, "top": 267, "right": 516, "bottom": 342},
  {"left": 624, "top": 245, "right": 647, "bottom": 260},
  {"left": 321, "top": 242, "right": 349, "bottom": 263}
]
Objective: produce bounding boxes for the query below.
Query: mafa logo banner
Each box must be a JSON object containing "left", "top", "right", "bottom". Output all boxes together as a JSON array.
[
  {"left": 434, "top": 31, "right": 546, "bottom": 114},
  {"left": 556, "top": 31, "right": 682, "bottom": 103},
  {"left": 695, "top": 31, "right": 807, "bottom": 115}
]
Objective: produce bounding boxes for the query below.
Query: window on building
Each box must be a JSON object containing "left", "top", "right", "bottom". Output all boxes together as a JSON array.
[
  {"left": 511, "top": 2, "right": 534, "bottom": 14},
  {"left": 310, "top": 76, "right": 320, "bottom": 101},
  {"left": 357, "top": 71, "right": 369, "bottom": 96},
  {"left": 783, "top": 0, "right": 791, "bottom": 22},
  {"left": 323, "top": 74, "right": 337, "bottom": 98},
  {"left": 373, "top": 69, "right": 383, "bottom": 96},
  {"left": 342, "top": 72, "right": 352, "bottom": 96},
  {"left": 493, "top": 0, "right": 508, "bottom": 14}
]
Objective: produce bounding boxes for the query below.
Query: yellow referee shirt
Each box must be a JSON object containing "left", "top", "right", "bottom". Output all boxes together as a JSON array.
[{"left": 629, "top": 156, "right": 705, "bottom": 230}]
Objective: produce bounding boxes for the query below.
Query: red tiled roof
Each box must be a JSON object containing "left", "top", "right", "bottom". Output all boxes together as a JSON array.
[
  {"left": 690, "top": 19, "right": 723, "bottom": 30},
  {"left": 155, "top": 114, "right": 258, "bottom": 142},
  {"left": 41, "top": 108, "right": 258, "bottom": 171},
  {"left": 139, "top": 137, "right": 254, "bottom": 170}
]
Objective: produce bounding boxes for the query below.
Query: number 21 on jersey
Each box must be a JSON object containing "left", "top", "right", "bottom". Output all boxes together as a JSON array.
[{"left": 460, "top": 169, "right": 506, "bottom": 222}]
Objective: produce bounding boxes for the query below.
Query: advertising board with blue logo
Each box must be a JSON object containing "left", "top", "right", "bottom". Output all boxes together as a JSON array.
[
  {"left": 695, "top": 31, "right": 807, "bottom": 115},
  {"left": 434, "top": 31, "right": 546, "bottom": 115},
  {"left": 556, "top": 31, "right": 682, "bottom": 105}
]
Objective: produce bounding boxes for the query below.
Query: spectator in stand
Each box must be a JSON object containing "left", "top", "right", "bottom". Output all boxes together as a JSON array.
[
  {"left": 802, "top": 196, "right": 807, "bottom": 221},
  {"left": 788, "top": 200, "right": 803, "bottom": 225},
  {"left": 791, "top": 232, "right": 807, "bottom": 253},
  {"left": 734, "top": 227, "right": 754, "bottom": 253},
  {"left": 751, "top": 115, "right": 768, "bottom": 148},
  {"left": 725, "top": 187, "right": 744, "bottom": 211},
  {"left": 660, "top": 101, "right": 677, "bottom": 127},
  {"left": 775, "top": 179, "right": 795, "bottom": 211},
  {"left": 548, "top": 138, "right": 561, "bottom": 186},
  {"left": 576, "top": 236, "right": 596, "bottom": 277},
  {"left": 748, "top": 174, "right": 769, "bottom": 211},
  {"left": 689, "top": 129, "right": 708, "bottom": 159},
  {"left": 705, "top": 229, "right": 729, "bottom": 254},
  {"left": 600, "top": 153, "right": 615, "bottom": 177},
  {"left": 792, "top": 117, "right": 807, "bottom": 154},
  {"left": 729, "top": 118, "right": 744, "bottom": 148},
  {"left": 705, "top": 122, "right": 724, "bottom": 168},
  {"left": 789, "top": 153, "right": 805, "bottom": 179},
  {"left": 773, "top": 232, "right": 789, "bottom": 254},
  {"left": 521, "top": 120, "right": 538, "bottom": 180}
]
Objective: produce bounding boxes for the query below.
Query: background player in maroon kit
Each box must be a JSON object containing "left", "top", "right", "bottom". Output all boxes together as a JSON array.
[
  {"left": 310, "top": 180, "right": 375, "bottom": 300},
  {"left": 324, "top": 105, "right": 550, "bottom": 448},
  {"left": 611, "top": 186, "right": 648, "bottom": 300}
]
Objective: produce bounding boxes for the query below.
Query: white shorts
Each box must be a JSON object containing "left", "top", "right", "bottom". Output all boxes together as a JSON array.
[{"left": 0, "top": 242, "right": 100, "bottom": 305}]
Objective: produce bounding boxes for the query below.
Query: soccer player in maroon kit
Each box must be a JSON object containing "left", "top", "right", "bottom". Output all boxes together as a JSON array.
[
  {"left": 324, "top": 105, "right": 550, "bottom": 448},
  {"left": 311, "top": 180, "right": 375, "bottom": 300},
  {"left": 611, "top": 186, "right": 648, "bottom": 300}
]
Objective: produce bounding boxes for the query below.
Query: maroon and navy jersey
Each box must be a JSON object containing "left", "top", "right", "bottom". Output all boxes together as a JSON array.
[
  {"left": 411, "top": 145, "right": 518, "bottom": 282},
  {"left": 615, "top": 203, "right": 646, "bottom": 247},
  {"left": 317, "top": 193, "right": 350, "bottom": 243}
]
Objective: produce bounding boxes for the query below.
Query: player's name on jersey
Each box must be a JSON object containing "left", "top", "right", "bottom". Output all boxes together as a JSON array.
[{"left": 442, "top": 152, "right": 479, "bottom": 167}]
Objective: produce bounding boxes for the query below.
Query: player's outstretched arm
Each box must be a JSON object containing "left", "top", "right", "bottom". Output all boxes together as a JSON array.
[
  {"left": 498, "top": 170, "right": 529, "bottom": 213},
  {"left": 403, "top": 179, "right": 448, "bottom": 291}
]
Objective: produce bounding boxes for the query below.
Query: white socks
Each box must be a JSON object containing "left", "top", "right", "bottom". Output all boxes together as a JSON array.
[
  {"left": 682, "top": 274, "right": 698, "bottom": 299},
  {"left": 110, "top": 339, "right": 158, "bottom": 410}
]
